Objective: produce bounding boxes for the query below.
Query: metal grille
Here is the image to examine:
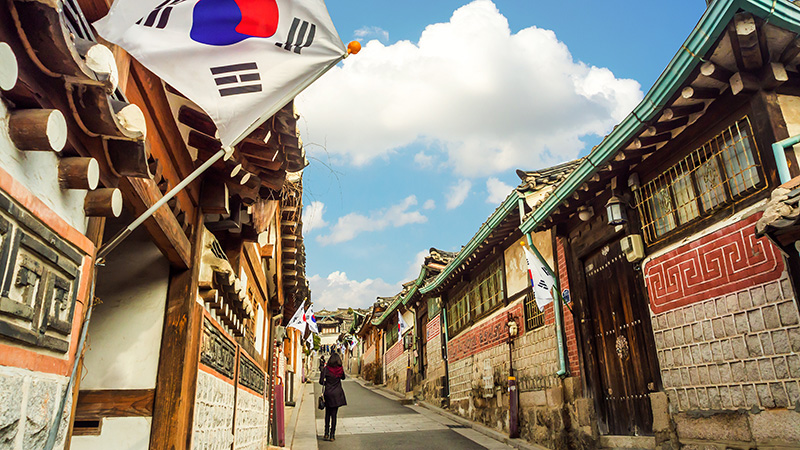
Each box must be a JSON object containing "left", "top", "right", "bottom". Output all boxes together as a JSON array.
[
  {"left": 447, "top": 259, "right": 504, "bottom": 336},
  {"left": 523, "top": 289, "right": 545, "bottom": 331},
  {"left": 634, "top": 117, "right": 763, "bottom": 244}
]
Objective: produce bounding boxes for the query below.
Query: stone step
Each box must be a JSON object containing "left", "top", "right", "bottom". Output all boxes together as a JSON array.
[{"left": 599, "top": 435, "right": 656, "bottom": 450}]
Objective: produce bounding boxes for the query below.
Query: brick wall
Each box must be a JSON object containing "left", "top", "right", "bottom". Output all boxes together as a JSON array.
[
  {"left": 385, "top": 339, "right": 403, "bottom": 365},
  {"left": 233, "top": 387, "right": 267, "bottom": 450},
  {"left": 512, "top": 324, "right": 559, "bottom": 391},
  {"left": 385, "top": 344, "right": 409, "bottom": 394},
  {"left": 448, "top": 303, "right": 523, "bottom": 362},
  {"left": 556, "top": 237, "right": 580, "bottom": 377},
  {"left": 192, "top": 369, "right": 235, "bottom": 449}
]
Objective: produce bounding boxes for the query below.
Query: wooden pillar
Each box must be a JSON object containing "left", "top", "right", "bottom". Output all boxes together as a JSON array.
[{"left": 149, "top": 212, "right": 203, "bottom": 449}]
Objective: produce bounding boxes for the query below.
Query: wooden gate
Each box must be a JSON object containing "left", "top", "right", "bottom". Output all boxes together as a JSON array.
[{"left": 583, "top": 239, "right": 658, "bottom": 436}]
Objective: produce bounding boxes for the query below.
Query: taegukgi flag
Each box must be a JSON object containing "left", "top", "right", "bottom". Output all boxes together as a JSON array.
[
  {"left": 305, "top": 303, "right": 318, "bottom": 334},
  {"left": 287, "top": 300, "right": 307, "bottom": 333},
  {"left": 523, "top": 245, "right": 555, "bottom": 310},
  {"left": 94, "top": 0, "right": 346, "bottom": 146},
  {"left": 398, "top": 311, "right": 410, "bottom": 336}
]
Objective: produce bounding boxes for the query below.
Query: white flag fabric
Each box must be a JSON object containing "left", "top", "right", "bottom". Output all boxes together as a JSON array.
[
  {"left": 305, "top": 304, "right": 318, "bottom": 334},
  {"left": 94, "top": 0, "right": 346, "bottom": 146},
  {"left": 286, "top": 300, "right": 306, "bottom": 333},
  {"left": 398, "top": 311, "right": 410, "bottom": 336},
  {"left": 523, "top": 245, "right": 555, "bottom": 310}
]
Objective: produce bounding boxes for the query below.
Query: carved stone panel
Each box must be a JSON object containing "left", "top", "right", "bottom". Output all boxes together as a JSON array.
[
  {"left": 0, "top": 191, "right": 83, "bottom": 353},
  {"left": 201, "top": 317, "right": 236, "bottom": 379},
  {"left": 239, "top": 354, "right": 265, "bottom": 395}
]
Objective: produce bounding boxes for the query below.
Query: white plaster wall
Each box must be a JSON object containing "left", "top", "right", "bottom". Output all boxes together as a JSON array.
[
  {"left": 0, "top": 102, "right": 87, "bottom": 233},
  {"left": 71, "top": 417, "right": 151, "bottom": 450},
  {"left": 81, "top": 225, "right": 169, "bottom": 390},
  {"left": 505, "top": 232, "right": 553, "bottom": 297},
  {"left": 777, "top": 94, "right": 800, "bottom": 165}
]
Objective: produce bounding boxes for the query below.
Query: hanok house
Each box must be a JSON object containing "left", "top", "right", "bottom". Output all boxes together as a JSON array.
[
  {"left": 355, "top": 299, "right": 388, "bottom": 384},
  {"left": 0, "top": 0, "right": 317, "bottom": 446},
  {"left": 518, "top": 1, "right": 800, "bottom": 448},
  {"left": 416, "top": 162, "right": 584, "bottom": 449},
  {"left": 399, "top": 248, "right": 456, "bottom": 406},
  {"left": 374, "top": 281, "right": 417, "bottom": 395}
]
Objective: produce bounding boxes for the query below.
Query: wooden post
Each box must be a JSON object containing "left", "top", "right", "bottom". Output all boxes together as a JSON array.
[
  {"left": 8, "top": 109, "right": 67, "bottom": 152},
  {"left": 59, "top": 157, "right": 100, "bottom": 190},
  {"left": 84, "top": 188, "right": 123, "bottom": 217},
  {"left": 0, "top": 42, "right": 18, "bottom": 91}
]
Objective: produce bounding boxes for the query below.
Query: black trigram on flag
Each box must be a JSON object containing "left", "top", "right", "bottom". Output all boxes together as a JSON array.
[
  {"left": 275, "top": 17, "right": 316, "bottom": 54},
  {"left": 210, "top": 63, "right": 262, "bottom": 97},
  {"left": 537, "top": 279, "right": 549, "bottom": 290},
  {"left": 136, "top": 0, "right": 186, "bottom": 29}
]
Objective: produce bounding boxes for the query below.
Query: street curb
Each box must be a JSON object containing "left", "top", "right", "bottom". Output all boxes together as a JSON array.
[
  {"left": 284, "top": 377, "right": 307, "bottom": 448},
  {"left": 355, "top": 377, "right": 546, "bottom": 450}
]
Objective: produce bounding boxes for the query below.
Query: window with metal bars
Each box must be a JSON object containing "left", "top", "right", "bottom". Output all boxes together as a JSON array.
[
  {"left": 386, "top": 317, "right": 398, "bottom": 347},
  {"left": 523, "top": 288, "right": 545, "bottom": 331},
  {"left": 634, "top": 117, "right": 764, "bottom": 244},
  {"left": 446, "top": 259, "right": 505, "bottom": 337}
]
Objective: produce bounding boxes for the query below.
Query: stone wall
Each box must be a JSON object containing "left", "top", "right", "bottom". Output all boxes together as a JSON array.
[
  {"left": 420, "top": 314, "right": 445, "bottom": 404},
  {"left": 234, "top": 387, "right": 268, "bottom": 450},
  {"left": 645, "top": 216, "right": 800, "bottom": 448},
  {"left": 192, "top": 369, "right": 235, "bottom": 449},
  {"left": 0, "top": 365, "right": 71, "bottom": 450},
  {"left": 384, "top": 340, "right": 408, "bottom": 394},
  {"left": 513, "top": 324, "right": 559, "bottom": 391}
]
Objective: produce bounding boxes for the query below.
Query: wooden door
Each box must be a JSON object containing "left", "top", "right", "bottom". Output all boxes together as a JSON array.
[
  {"left": 419, "top": 310, "right": 428, "bottom": 379},
  {"left": 583, "top": 239, "right": 657, "bottom": 436}
]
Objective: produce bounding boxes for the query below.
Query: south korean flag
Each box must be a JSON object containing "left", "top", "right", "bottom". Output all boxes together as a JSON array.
[
  {"left": 523, "top": 244, "right": 556, "bottom": 310},
  {"left": 94, "top": 0, "right": 346, "bottom": 147}
]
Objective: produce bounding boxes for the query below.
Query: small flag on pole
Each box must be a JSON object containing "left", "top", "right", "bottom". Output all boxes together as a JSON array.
[
  {"left": 306, "top": 304, "right": 318, "bottom": 334},
  {"left": 93, "top": 0, "right": 347, "bottom": 147},
  {"left": 398, "top": 311, "right": 410, "bottom": 336},
  {"left": 523, "top": 245, "right": 555, "bottom": 310},
  {"left": 287, "top": 300, "right": 307, "bottom": 333}
]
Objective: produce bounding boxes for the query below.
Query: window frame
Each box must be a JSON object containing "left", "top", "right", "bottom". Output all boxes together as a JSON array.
[{"left": 445, "top": 256, "right": 506, "bottom": 338}]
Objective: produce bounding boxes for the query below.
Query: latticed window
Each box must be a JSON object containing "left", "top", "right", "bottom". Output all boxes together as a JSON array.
[
  {"left": 523, "top": 288, "right": 545, "bottom": 331},
  {"left": 635, "top": 117, "right": 764, "bottom": 244},
  {"left": 427, "top": 297, "right": 441, "bottom": 318},
  {"left": 386, "top": 318, "right": 398, "bottom": 347},
  {"left": 446, "top": 258, "right": 505, "bottom": 336}
]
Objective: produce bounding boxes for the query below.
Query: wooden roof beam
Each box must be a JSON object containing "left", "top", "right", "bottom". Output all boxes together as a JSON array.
[
  {"left": 733, "top": 13, "right": 764, "bottom": 71},
  {"left": 662, "top": 103, "right": 704, "bottom": 120}
]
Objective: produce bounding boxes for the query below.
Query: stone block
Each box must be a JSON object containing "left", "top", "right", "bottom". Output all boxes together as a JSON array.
[
  {"left": 673, "top": 348, "right": 684, "bottom": 367},
  {"left": 774, "top": 356, "right": 789, "bottom": 379},
  {"left": 650, "top": 392, "right": 669, "bottom": 432},
  {"left": 682, "top": 347, "right": 693, "bottom": 366},
  {"left": 677, "top": 389, "right": 688, "bottom": 411},
  {"left": 778, "top": 300, "right": 800, "bottom": 326},
  {"left": 546, "top": 386, "right": 563, "bottom": 407},
  {"left": 746, "top": 334, "right": 763, "bottom": 357},
  {"left": 731, "top": 361, "right": 745, "bottom": 383},
  {"left": 697, "top": 365, "right": 709, "bottom": 385},
  {"left": 718, "top": 386, "right": 731, "bottom": 409},
  {"left": 664, "top": 329, "right": 675, "bottom": 347},
  {"left": 786, "top": 381, "right": 799, "bottom": 406},
  {"left": 789, "top": 327, "right": 800, "bottom": 352},
  {"left": 681, "top": 367, "right": 691, "bottom": 386},
  {"left": 734, "top": 312, "right": 749, "bottom": 335},
  {"left": 743, "top": 384, "right": 759, "bottom": 408},
  {"left": 683, "top": 326, "right": 693, "bottom": 345},
  {"left": 708, "top": 386, "right": 721, "bottom": 410},
  {"left": 674, "top": 411, "right": 752, "bottom": 442},
  {"left": 762, "top": 305, "right": 780, "bottom": 330},
  {"left": 690, "top": 346, "right": 702, "bottom": 365},
  {"left": 759, "top": 358, "right": 776, "bottom": 380},
  {"left": 694, "top": 304, "right": 706, "bottom": 321},
  {"left": 576, "top": 398, "right": 593, "bottom": 427},
  {"left": 725, "top": 295, "right": 739, "bottom": 314},
  {"left": 730, "top": 385, "right": 744, "bottom": 408},
  {"left": 696, "top": 388, "right": 709, "bottom": 409},
  {"left": 25, "top": 378, "right": 59, "bottom": 450},
  {"left": 760, "top": 332, "right": 775, "bottom": 356},
  {"left": 709, "top": 364, "right": 720, "bottom": 384},
  {"left": 700, "top": 343, "right": 712, "bottom": 363},
  {"left": 731, "top": 336, "right": 748, "bottom": 360},
  {"left": 788, "top": 354, "right": 800, "bottom": 378},
  {"left": 711, "top": 318, "right": 724, "bottom": 339},
  {"left": 756, "top": 383, "right": 775, "bottom": 407},
  {"left": 0, "top": 372, "right": 23, "bottom": 446},
  {"left": 748, "top": 310, "right": 765, "bottom": 332},
  {"left": 687, "top": 388, "right": 698, "bottom": 409},
  {"left": 771, "top": 382, "right": 789, "bottom": 408},
  {"left": 772, "top": 330, "right": 791, "bottom": 355},
  {"left": 689, "top": 367, "right": 699, "bottom": 385},
  {"left": 702, "top": 321, "right": 714, "bottom": 341},
  {"left": 704, "top": 301, "right": 716, "bottom": 320},
  {"left": 748, "top": 408, "right": 800, "bottom": 444},
  {"left": 715, "top": 297, "right": 727, "bottom": 316},
  {"left": 765, "top": 281, "right": 782, "bottom": 303},
  {"left": 674, "top": 309, "right": 685, "bottom": 327},
  {"left": 718, "top": 363, "right": 732, "bottom": 384},
  {"left": 745, "top": 360, "right": 761, "bottom": 382},
  {"left": 738, "top": 291, "right": 752, "bottom": 310}
]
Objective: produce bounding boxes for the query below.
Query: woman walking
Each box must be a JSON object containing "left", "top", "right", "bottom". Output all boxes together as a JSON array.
[{"left": 319, "top": 352, "right": 346, "bottom": 441}]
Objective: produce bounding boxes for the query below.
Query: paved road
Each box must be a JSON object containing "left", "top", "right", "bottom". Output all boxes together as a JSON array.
[{"left": 313, "top": 375, "right": 513, "bottom": 450}]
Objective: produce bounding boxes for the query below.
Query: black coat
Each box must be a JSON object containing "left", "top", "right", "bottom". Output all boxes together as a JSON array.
[{"left": 320, "top": 366, "right": 347, "bottom": 408}]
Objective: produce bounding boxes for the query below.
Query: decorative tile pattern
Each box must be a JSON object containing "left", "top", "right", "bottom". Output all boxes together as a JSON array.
[{"left": 644, "top": 214, "right": 783, "bottom": 313}]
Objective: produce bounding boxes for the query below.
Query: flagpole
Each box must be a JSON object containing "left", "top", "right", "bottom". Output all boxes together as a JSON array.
[
  {"left": 97, "top": 146, "right": 231, "bottom": 262},
  {"left": 518, "top": 197, "right": 568, "bottom": 378}
]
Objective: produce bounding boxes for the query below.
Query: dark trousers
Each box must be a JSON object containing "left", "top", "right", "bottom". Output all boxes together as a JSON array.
[{"left": 324, "top": 406, "right": 339, "bottom": 436}]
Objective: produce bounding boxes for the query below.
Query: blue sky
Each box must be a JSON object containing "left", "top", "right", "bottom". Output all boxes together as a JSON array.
[{"left": 297, "top": 0, "right": 707, "bottom": 311}]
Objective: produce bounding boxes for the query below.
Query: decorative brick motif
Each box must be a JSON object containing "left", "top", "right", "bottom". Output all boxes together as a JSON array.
[
  {"left": 652, "top": 275, "right": 800, "bottom": 412},
  {"left": 384, "top": 340, "right": 403, "bottom": 365},
  {"left": 200, "top": 318, "right": 236, "bottom": 379},
  {"left": 426, "top": 314, "right": 440, "bottom": 342},
  {"left": 448, "top": 303, "right": 523, "bottom": 362},
  {"left": 239, "top": 353, "right": 265, "bottom": 395},
  {"left": 644, "top": 214, "right": 784, "bottom": 313}
]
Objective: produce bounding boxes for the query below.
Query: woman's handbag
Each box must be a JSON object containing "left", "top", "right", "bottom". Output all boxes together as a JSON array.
[{"left": 318, "top": 385, "right": 326, "bottom": 410}]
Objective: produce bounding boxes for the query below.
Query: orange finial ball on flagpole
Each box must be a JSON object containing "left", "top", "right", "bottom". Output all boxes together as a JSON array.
[{"left": 347, "top": 41, "right": 362, "bottom": 55}]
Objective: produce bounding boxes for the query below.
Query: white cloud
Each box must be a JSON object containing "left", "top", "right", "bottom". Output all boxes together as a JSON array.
[
  {"left": 309, "top": 271, "right": 398, "bottom": 310},
  {"left": 423, "top": 199, "right": 436, "bottom": 210},
  {"left": 297, "top": 0, "right": 642, "bottom": 177},
  {"left": 302, "top": 201, "right": 328, "bottom": 233},
  {"left": 414, "top": 151, "right": 435, "bottom": 168},
  {"left": 405, "top": 249, "right": 429, "bottom": 281},
  {"left": 317, "top": 195, "right": 427, "bottom": 245},
  {"left": 354, "top": 26, "right": 390, "bottom": 43},
  {"left": 486, "top": 177, "right": 513, "bottom": 204},
  {"left": 446, "top": 179, "right": 471, "bottom": 210}
]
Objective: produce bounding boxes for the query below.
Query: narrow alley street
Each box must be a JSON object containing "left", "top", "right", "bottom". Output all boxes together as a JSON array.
[{"left": 313, "top": 377, "right": 514, "bottom": 450}]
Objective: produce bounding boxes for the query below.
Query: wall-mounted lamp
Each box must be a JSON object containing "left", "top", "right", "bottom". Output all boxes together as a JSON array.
[
  {"left": 507, "top": 312, "right": 518, "bottom": 339},
  {"left": 577, "top": 205, "right": 594, "bottom": 222},
  {"left": 606, "top": 195, "right": 627, "bottom": 226}
]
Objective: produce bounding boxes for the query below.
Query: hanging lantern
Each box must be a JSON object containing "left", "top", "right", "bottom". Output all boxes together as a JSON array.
[{"left": 606, "top": 195, "right": 627, "bottom": 225}]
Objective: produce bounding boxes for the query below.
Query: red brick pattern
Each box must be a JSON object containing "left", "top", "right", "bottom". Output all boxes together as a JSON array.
[
  {"left": 448, "top": 304, "right": 523, "bottom": 362},
  {"left": 385, "top": 340, "right": 403, "bottom": 364},
  {"left": 426, "top": 314, "right": 441, "bottom": 342},
  {"left": 556, "top": 237, "right": 580, "bottom": 377},
  {"left": 644, "top": 213, "right": 784, "bottom": 314}
]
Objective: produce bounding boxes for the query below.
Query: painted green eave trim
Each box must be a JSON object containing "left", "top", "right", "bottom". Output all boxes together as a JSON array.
[
  {"left": 420, "top": 191, "right": 520, "bottom": 295},
  {"left": 519, "top": 0, "right": 800, "bottom": 235}
]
